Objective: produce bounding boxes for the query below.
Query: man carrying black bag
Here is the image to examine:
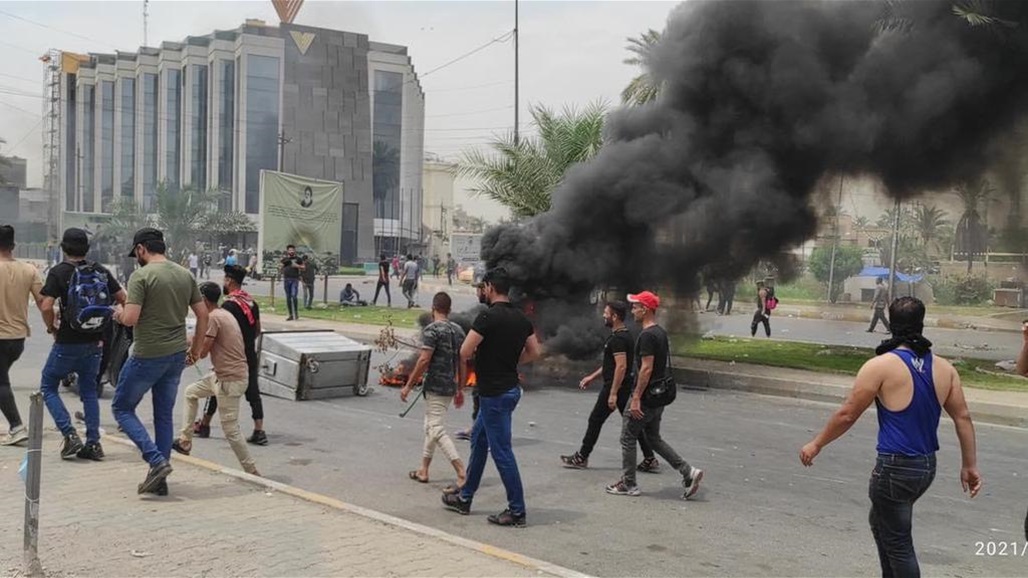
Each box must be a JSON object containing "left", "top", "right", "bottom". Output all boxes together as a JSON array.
[{"left": 605, "top": 290, "right": 704, "bottom": 500}]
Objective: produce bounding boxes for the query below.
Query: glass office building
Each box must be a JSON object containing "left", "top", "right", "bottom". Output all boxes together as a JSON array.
[{"left": 58, "top": 21, "right": 423, "bottom": 264}]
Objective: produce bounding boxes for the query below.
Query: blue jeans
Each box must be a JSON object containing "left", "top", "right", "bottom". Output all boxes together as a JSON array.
[
  {"left": 40, "top": 343, "right": 102, "bottom": 442},
  {"left": 460, "top": 386, "right": 525, "bottom": 515},
  {"left": 111, "top": 352, "right": 186, "bottom": 467},
  {"left": 284, "top": 278, "right": 300, "bottom": 318},
  {"left": 869, "top": 453, "right": 936, "bottom": 578}
]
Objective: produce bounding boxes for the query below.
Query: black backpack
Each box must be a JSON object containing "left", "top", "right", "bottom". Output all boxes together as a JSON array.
[{"left": 65, "top": 262, "right": 114, "bottom": 333}]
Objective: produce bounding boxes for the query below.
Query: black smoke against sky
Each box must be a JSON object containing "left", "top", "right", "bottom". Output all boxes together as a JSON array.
[{"left": 480, "top": 0, "right": 1028, "bottom": 358}]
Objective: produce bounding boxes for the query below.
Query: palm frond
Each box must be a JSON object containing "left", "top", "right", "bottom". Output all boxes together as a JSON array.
[{"left": 952, "top": 0, "right": 1018, "bottom": 28}]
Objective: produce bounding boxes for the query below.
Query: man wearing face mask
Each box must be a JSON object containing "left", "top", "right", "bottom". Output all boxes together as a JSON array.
[
  {"left": 560, "top": 301, "right": 657, "bottom": 471},
  {"left": 111, "top": 228, "right": 207, "bottom": 495}
]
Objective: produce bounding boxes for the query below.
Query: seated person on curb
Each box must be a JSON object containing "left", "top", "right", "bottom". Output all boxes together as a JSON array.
[
  {"left": 339, "top": 283, "right": 367, "bottom": 307},
  {"left": 172, "top": 282, "right": 260, "bottom": 477}
]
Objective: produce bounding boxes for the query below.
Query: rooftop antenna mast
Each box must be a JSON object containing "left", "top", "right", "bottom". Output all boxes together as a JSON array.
[{"left": 143, "top": 0, "right": 149, "bottom": 46}]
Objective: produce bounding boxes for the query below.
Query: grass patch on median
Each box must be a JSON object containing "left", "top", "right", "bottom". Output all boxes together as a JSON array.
[
  {"left": 677, "top": 336, "right": 1028, "bottom": 392},
  {"left": 253, "top": 297, "right": 425, "bottom": 328}
]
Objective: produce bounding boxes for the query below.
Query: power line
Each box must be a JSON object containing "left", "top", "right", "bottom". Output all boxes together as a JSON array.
[
  {"left": 0, "top": 38, "right": 42, "bottom": 56},
  {"left": 0, "top": 71, "right": 39, "bottom": 85},
  {"left": 417, "top": 29, "right": 514, "bottom": 81},
  {"left": 426, "top": 80, "right": 513, "bottom": 93},
  {"left": 5, "top": 116, "right": 43, "bottom": 154},
  {"left": 427, "top": 105, "right": 513, "bottom": 119},
  {"left": 0, "top": 99, "right": 41, "bottom": 118},
  {"left": 0, "top": 7, "right": 118, "bottom": 50}
]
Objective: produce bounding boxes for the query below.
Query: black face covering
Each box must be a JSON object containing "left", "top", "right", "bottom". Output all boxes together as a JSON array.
[
  {"left": 477, "top": 292, "right": 488, "bottom": 305},
  {"left": 223, "top": 285, "right": 232, "bottom": 297},
  {"left": 876, "top": 321, "right": 933, "bottom": 357},
  {"left": 603, "top": 317, "right": 614, "bottom": 328},
  {"left": 136, "top": 256, "right": 146, "bottom": 268}
]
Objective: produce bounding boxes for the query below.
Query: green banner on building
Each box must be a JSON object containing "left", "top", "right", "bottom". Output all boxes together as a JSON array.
[{"left": 259, "top": 170, "right": 343, "bottom": 259}]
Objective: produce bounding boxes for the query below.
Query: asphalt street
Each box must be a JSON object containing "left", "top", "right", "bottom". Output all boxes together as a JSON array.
[
  {"left": 3, "top": 314, "right": 1027, "bottom": 577},
  {"left": 243, "top": 274, "right": 1023, "bottom": 362}
]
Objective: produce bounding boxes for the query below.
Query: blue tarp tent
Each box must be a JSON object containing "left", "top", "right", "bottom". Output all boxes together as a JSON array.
[{"left": 856, "top": 266, "right": 924, "bottom": 284}]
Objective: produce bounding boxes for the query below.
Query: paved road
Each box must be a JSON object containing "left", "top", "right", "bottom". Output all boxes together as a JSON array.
[
  {"left": 4, "top": 314, "right": 1026, "bottom": 577},
  {"left": 244, "top": 275, "right": 1022, "bottom": 362}
]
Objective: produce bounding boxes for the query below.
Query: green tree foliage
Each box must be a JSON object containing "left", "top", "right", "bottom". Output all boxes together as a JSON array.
[
  {"left": 808, "top": 244, "right": 865, "bottom": 302},
  {"left": 154, "top": 184, "right": 217, "bottom": 258},
  {"left": 621, "top": 29, "right": 662, "bottom": 106},
  {"left": 458, "top": 102, "right": 606, "bottom": 218},
  {"left": 954, "top": 179, "right": 993, "bottom": 273}
]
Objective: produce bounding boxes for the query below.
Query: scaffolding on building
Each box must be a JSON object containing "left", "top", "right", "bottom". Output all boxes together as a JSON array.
[{"left": 41, "top": 48, "right": 62, "bottom": 241}]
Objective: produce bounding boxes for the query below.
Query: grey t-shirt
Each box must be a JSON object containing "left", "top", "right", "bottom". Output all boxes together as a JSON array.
[
  {"left": 873, "top": 285, "right": 887, "bottom": 308},
  {"left": 420, "top": 320, "right": 465, "bottom": 396},
  {"left": 403, "top": 260, "right": 419, "bottom": 282}
]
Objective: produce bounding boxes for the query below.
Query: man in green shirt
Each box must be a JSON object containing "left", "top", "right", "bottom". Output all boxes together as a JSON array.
[{"left": 112, "top": 228, "right": 207, "bottom": 496}]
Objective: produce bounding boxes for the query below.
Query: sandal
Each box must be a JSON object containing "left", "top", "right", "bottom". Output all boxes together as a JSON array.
[
  {"left": 442, "top": 481, "right": 465, "bottom": 495},
  {"left": 408, "top": 470, "right": 428, "bottom": 483},
  {"left": 172, "top": 440, "right": 191, "bottom": 456}
]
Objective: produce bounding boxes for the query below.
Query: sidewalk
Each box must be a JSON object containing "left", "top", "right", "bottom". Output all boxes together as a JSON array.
[
  {"left": 673, "top": 357, "right": 1028, "bottom": 428},
  {"left": 0, "top": 434, "right": 571, "bottom": 578}
]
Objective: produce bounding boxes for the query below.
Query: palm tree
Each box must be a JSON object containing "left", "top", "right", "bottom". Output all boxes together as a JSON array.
[
  {"left": 954, "top": 179, "right": 994, "bottom": 273},
  {"left": 911, "top": 204, "right": 949, "bottom": 251},
  {"left": 852, "top": 215, "right": 871, "bottom": 232},
  {"left": 154, "top": 183, "right": 217, "bottom": 258},
  {"left": 875, "top": 0, "right": 1019, "bottom": 33},
  {"left": 457, "top": 102, "right": 607, "bottom": 218},
  {"left": 621, "top": 29, "right": 662, "bottom": 106}
]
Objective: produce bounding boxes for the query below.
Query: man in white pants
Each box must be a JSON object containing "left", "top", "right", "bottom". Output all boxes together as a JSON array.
[
  {"left": 401, "top": 292, "right": 466, "bottom": 489},
  {"left": 173, "top": 281, "right": 259, "bottom": 476}
]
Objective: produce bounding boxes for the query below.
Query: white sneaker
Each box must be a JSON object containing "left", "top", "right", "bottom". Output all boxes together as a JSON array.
[
  {"left": 682, "top": 466, "right": 704, "bottom": 500},
  {"left": 0, "top": 425, "right": 28, "bottom": 446}
]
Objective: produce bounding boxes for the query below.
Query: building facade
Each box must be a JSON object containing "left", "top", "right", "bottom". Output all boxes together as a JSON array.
[
  {"left": 56, "top": 20, "right": 424, "bottom": 264},
  {"left": 422, "top": 153, "right": 456, "bottom": 260}
]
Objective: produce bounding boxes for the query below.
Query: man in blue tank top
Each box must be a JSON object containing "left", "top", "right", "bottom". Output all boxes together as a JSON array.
[{"left": 799, "top": 297, "right": 982, "bottom": 577}]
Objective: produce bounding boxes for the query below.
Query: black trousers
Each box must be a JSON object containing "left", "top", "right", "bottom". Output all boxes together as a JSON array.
[
  {"left": 372, "top": 280, "right": 391, "bottom": 306},
  {"left": 579, "top": 383, "right": 653, "bottom": 460},
  {"left": 0, "top": 339, "right": 25, "bottom": 429},
  {"left": 751, "top": 310, "right": 771, "bottom": 337},
  {"left": 869, "top": 308, "right": 890, "bottom": 332}
]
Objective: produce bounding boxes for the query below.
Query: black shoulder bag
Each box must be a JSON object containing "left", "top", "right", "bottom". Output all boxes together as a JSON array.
[{"left": 642, "top": 337, "right": 677, "bottom": 408}]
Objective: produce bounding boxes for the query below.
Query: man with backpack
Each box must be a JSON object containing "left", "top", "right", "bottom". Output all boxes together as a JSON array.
[
  {"left": 605, "top": 291, "right": 703, "bottom": 500},
  {"left": 38, "top": 228, "right": 127, "bottom": 460},
  {"left": 750, "top": 280, "right": 774, "bottom": 338}
]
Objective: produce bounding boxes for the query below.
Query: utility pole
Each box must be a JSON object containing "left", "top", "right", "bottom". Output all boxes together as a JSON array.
[
  {"left": 888, "top": 197, "right": 901, "bottom": 303},
  {"left": 826, "top": 175, "right": 843, "bottom": 302},
  {"left": 514, "top": 0, "right": 519, "bottom": 144},
  {"left": 143, "top": 0, "right": 149, "bottom": 46},
  {"left": 277, "top": 132, "right": 291, "bottom": 173}
]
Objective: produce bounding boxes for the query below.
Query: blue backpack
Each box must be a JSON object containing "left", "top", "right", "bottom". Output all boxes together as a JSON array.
[{"left": 66, "top": 262, "right": 114, "bottom": 333}]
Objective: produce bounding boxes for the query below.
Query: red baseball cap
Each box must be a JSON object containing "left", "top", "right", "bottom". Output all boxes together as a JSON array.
[{"left": 627, "top": 291, "right": 660, "bottom": 311}]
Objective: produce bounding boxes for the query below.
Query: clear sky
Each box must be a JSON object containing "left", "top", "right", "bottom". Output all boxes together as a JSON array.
[{"left": 0, "top": 0, "right": 677, "bottom": 222}]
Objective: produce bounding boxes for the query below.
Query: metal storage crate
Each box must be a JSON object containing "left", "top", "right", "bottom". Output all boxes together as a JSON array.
[{"left": 257, "top": 330, "right": 372, "bottom": 400}]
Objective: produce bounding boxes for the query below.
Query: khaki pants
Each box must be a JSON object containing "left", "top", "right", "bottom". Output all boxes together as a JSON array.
[
  {"left": 423, "top": 393, "right": 460, "bottom": 462},
  {"left": 181, "top": 373, "right": 257, "bottom": 473}
]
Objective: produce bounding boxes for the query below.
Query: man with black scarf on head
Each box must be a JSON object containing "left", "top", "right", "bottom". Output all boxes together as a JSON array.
[{"left": 800, "top": 297, "right": 982, "bottom": 578}]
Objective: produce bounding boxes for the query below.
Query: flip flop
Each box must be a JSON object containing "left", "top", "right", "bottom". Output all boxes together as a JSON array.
[
  {"left": 408, "top": 470, "right": 428, "bottom": 483},
  {"left": 172, "top": 440, "right": 191, "bottom": 456}
]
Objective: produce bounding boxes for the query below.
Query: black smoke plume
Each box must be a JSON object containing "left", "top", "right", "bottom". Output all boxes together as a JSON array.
[{"left": 481, "top": 0, "right": 1028, "bottom": 358}]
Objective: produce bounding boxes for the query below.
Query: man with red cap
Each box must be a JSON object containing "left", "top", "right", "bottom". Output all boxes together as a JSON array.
[{"left": 606, "top": 290, "right": 704, "bottom": 500}]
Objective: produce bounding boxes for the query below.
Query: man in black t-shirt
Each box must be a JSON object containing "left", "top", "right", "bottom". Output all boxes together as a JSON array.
[
  {"left": 606, "top": 290, "right": 704, "bottom": 500},
  {"left": 372, "top": 253, "right": 391, "bottom": 307},
  {"left": 193, "top": 265, "right": 268, "bottom": 445},
  {"left": 39, "top": 228, "right": 127, "bottom": 460},
  {"left": 279, "top": 244, "right": 304, "bottom": 320},
  {"left": 560, "top": 301, "right": 657, "bottom": 470},
  {"left": 442, "top": 268, "right": 540, "bottom": 527}
]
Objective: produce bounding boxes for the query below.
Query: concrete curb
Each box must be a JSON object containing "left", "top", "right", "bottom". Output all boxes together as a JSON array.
[
  {"left": 103, "top": 435, "right": 590, "bottom": 578},
  {"left": 671, "top": 359, "right": 1028, "bottom": 429}
]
